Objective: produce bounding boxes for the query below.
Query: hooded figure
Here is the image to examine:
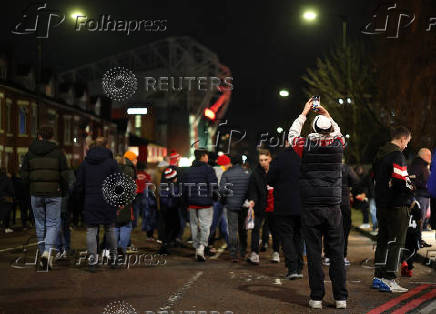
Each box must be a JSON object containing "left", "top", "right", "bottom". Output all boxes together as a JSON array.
[{"left": 75, "top": 146, "right": 119, "bottom": 225}]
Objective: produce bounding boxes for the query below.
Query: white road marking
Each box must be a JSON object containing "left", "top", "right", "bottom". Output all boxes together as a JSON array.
[
  {"left": 0, "top": 242, "right": 38, "bottom": 253},
  {"left": 159, "top": 271, "right": 203, "bottom": 311}
]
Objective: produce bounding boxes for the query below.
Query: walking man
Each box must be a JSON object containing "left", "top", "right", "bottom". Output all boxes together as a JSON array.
[{"left": 21, "top": 126, "right": 69, "bottom": 270}]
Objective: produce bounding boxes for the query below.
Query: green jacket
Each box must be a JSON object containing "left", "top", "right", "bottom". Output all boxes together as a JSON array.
[{"left": 21, "top": 139, "right": 69, "bottom": 197}]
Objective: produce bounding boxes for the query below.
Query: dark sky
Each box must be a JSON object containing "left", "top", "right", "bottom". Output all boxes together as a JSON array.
[{"left": 1, "top": 0, "right": 379, "bottom": 154}]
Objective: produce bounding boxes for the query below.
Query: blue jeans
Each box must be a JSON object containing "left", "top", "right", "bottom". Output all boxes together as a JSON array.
[
  {"left": 115, "top": 222, "right": 132, "bottom": 252},
  {"left": 31, "top": 196, "right": 62, "bottom": 254},
  {"left": 209, "top": 201, "right": 229, "bottom": 245},
  {"left": 369, "top": 198, "right": 377, "bottom": 231}
]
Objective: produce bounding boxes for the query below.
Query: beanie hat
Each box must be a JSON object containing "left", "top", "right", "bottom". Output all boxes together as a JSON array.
[
  {"left": 168, "top": 150, "right": 180, "bottom": 166},
  {"left": 164, "top": 167, "right": 177, "bottom": 180},
  {"left": 312, "top": 115, "right": 332, "bottom": 133},
  {"left": 124, "top": 151, "right": 137, "bottom": 161},
  {"left": 217, "top": 154, "right": 231, "bottom": 166}
]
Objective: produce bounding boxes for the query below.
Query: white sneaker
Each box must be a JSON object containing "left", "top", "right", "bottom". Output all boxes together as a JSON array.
[
  {"left": 323, "top": 257, "right": 330, "bottom": 266},
  {"left": 271, "top": 251, "right": 280, "bottom": 263},
  {"left": 309, "top": 300, "right": 322, "bottom": 309},
  {"left": 336, "top": 300, "right": 347, "bottom": 309},
  {"left": 195, "top": 245, "right": 206, "bottom": 262},
  {"left": 381, "top": 278, "right": 408, "bottom": 293},
  {"left": 359, "top": 223, "right": 371, "bottom": 229},
  {"left": 247, "top": 252, "right": 260, "bottom": 265},
  {"left": 344, "top": 258, "right": 351, "bottom": 266},
  {"left": 5, "top": 228, "right": 14, "bottom": 233}
]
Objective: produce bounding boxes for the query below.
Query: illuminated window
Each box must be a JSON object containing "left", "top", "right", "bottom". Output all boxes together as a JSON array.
[
  {"left": 18, "top": 105, "right": 27, "bottom": 135},
  {"left": 31, "top": 103, "right": 37, "bottom": 136},
  {"left": 135, "top": 115, "right": 142, "bottom": 128}
]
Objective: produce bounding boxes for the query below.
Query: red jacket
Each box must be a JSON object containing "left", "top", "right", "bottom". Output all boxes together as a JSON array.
[{"left": 136, "top": 170, "right": 151, "bottom": 194}]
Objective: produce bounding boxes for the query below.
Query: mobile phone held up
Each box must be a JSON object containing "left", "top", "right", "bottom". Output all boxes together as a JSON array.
[{"left": 311, "top": 96, "right": 320, "bottom": 112}]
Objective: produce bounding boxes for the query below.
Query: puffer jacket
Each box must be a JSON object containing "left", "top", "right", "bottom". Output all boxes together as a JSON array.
[
  {"left": 220, "top": 164, "right": 250, "bottom": 211},
  {"left": 21, "top": 139, "right": 69, "bottom": 197}
]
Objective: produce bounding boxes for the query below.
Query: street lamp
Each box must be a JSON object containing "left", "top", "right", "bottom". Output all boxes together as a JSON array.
[
  {"left": 277, "top": 127, "right": 284, "bottom": 133},
  {"left": 302, "top": 10, "right": 318, "bottom": 22},
  {"left": 279, "top": 89, "right": 290, "bottom": 97},
  {"left": 346, "top": 97, "right": 352, "bottom": 104}
]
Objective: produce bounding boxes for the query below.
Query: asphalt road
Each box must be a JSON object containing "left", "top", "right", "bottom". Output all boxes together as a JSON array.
[{"left": 1, "top": 228, "right": 435, "bottom": 314}]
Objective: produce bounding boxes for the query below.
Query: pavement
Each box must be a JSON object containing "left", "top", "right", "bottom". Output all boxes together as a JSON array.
[{"left": 0, "top": 224, "right": 435, "bottom": 314}]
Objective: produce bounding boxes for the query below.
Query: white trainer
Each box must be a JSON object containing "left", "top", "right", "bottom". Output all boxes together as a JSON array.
[
  {"left": 336, "top": 300, "right": 347, "bottom": 309},
  {"left": 271, "top": 251, "right": 280, "bottom": 263},
  {"left": 247, "top": 252, "right": 259, "bottom": 265},
  {"left": 309, "top": 300, "right": 322, "bottom": 309}
]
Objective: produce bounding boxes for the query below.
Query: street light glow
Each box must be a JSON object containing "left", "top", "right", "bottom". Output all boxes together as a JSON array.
[
  {"left": 346, "top": 97, "right": 352, "bottom": 104},
  {"left": 338, "top": 98, "right": 344, "bottom": 105},
  {"left": 303, "top": 10, "right": 317, "bottom": 21},
  {"left": 277, "top": 127, "right": 284, "bottom": 133},
  {"left": 70, "top": 11, "right": 85, "bottom": 20},
  {"left": 279, "top": 89, "right": 290, "bottom": 97}
]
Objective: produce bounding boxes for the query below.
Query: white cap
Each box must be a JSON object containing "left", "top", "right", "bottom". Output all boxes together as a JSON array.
[{"left": 312, "top": 115, "right": 332, "bottom": 132}]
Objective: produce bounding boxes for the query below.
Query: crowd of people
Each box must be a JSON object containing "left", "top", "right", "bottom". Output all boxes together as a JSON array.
[{"left": 0, "top": 98, "right": 435, "bottom": 310}]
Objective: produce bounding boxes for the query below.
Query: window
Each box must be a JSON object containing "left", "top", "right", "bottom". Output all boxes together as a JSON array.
[
  {"left": 64, "top": 116, "right": 72, "bottom": 145},
  {"left": 31, "top": 103, "right": 37, "bottom": 136},
  {"left": 6, "top": 98, "right": 12, "bottom": 134},
  {"left": 47, "top": 109, "right": 58, "bottom": 140},
  {"left": 135, "top": 115, "right": 142, "bottom": 128},
  {"left": 18, "top": 105, "right": 28, "bottom": 135}
]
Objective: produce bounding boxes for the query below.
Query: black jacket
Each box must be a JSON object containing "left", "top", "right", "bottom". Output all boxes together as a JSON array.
[
  {"left": 0, "top": 174, "right": 14, "bottom": 204},
  {"left": 373, "top": 142, "right": 413, "bottom": 208},
  {"left": 341, "top": 164, "right": 360, "bottom": 207},
  {"left": 267, "top": 147, "right": 302, "bottom": 216},
  {"left": 220, "top": 164, "right": 250, "bottom": 211},
  {"left": 248, "top": 164, "right": 268, "bottom": 214},
  {"left": 182, "top": 160, "right": 218, "bottom": 207},
  {"left": 409, "top": 157, "right": 430, "bottom": 198},
  {"left": 21, "top": 139, "right": 69, "bottom": 197},
  {"left": 75, "top": 147, "right": 120, "bottom": 225},
  {"left": 300, "top": 139, "right": 344, "bottom": 207}
]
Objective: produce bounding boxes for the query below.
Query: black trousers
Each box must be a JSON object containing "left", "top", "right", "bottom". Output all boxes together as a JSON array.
[
  {"left": 341, "top": 205, "right": 352, "bottom": 258},
  {"left": 302, "top": 206, "right": 347, "bottom": 301},
  {"left": 374, "top": 206, "right": 409, "bottom": 279},
  {"left": 251, "top": 211, "right": 264, "bottom": 253},
  {"left": 265, "top": 212, "right": 280, "bottom": 252},
  {"left": 430, "top": 198, "right": 436, "bottom": 230},
  {"left": 161, "top": 206, "right": 180, "bottom": 245},
  {"left": 275, "top": 214, "right": 304, "bottom": 273}
]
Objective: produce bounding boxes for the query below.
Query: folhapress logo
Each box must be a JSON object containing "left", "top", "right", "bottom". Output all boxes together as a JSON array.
[
  {"left": 361, "top": 2, "right": 436, "bottom": 38},
  {"left": 11, "top": 2, "right": 65, "bottom": 38},
  {"left": 361, "top": 3, "right": 415, "bottom": 38},
  {"left": 74, "top": 15, "right": 167, "bottom": 35}
]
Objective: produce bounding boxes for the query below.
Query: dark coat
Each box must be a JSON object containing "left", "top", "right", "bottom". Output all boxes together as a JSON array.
[
  {"left": 248, "top": 164, "right": 268, "bottom": 214},
  {"left": 220, "top": 164, "right": 250, "bottom": 211},
  {"left": 20, "top": 139, "right": 69, "bottom": 197},
  {"left": 267, "top": 147, "right": 302, "bottom": 216},
  {"left": 341, "top": 164, "right": 360, "bottom": 207},
  {"left": 182, "top": 160, "right": 218, "bottom": 207},
  {"left": 0, "top": 174, "right": 14, "bottom": 203},
  {"left": 409, "top": 157, "right": 430, "bottom": 198},
  {"left": 75, "top": 147, "right": 119, "bottom": 225}
]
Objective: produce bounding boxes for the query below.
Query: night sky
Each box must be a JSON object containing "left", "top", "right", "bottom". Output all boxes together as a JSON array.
[{"left": 2, "top": 0, "right": 380, "bottom": 155}]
